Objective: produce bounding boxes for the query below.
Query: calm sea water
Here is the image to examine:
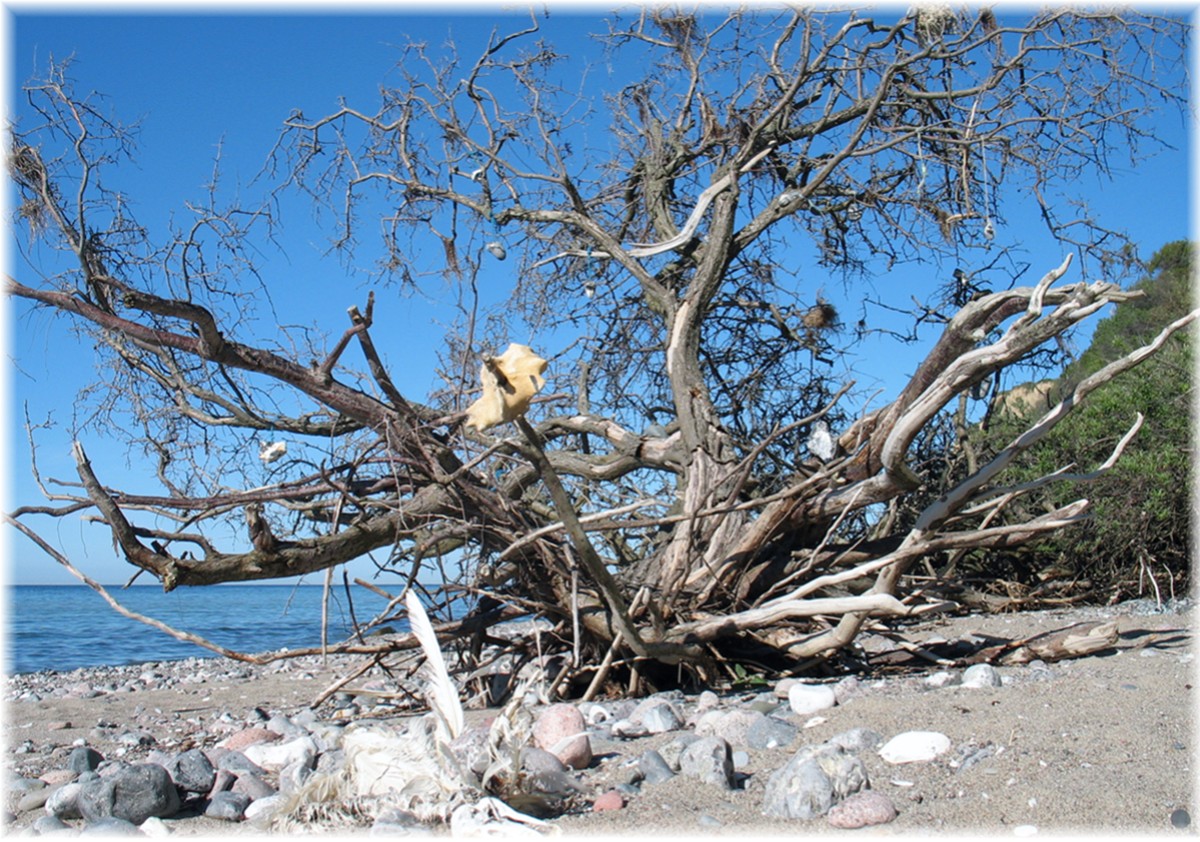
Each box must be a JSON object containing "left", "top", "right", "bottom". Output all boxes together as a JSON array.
[{"left": 5, "top": 584, "right": 414, "bottom": 675}]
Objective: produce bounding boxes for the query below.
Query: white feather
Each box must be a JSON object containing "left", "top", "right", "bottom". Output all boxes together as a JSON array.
[{"left": 406, "top": 590, "right": 465, "bottom": 741}]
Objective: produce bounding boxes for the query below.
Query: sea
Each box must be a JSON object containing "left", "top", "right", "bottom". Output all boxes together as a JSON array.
[{"left": 5, "top": 584, "right": 417, "bottom": 675}]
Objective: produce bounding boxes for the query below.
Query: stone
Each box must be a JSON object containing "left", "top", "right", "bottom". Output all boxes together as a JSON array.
[
  {"left": 279, "top": 758, "right": 314, "bottom": 795},
  {"left": 788, "top": 683, "right": 837, "bottom": 716},
  {"left": 32, "top": 814, "right": 74, "bottom": 835},
  {"left": 215, "top": 750, "right": 269, "bottom": 778},
  {"left": 827, "top": 727, "right": 884, "bottom": 754},
  {"left": 206, "top": 790, "right": 251, "bottom": 821},
  {"left": 17, "top": 783, "right": 52, "bottom": 813},
  {"left": 702, "top": 709, "right": 764, "bottom": 747},
  {"left": 219, "top": 728, "right": 280, "bottom": 752},
  {"left": 637, "top": 750, "right": 675, "bottom": 784},
  {"left": 658, "top": 733, "right": 700, "bottom": 771},
  {"left": 68, "top": 746, "right": 104, "bottom": 775},
  {"left": 521, "top": 747, "right": 568, "bottom": 776},
  {"left": 45, "top": 782, "right": 84, "bottom": 820},
  {"left": 878, "top": 731, "right": 952, "bottom": 764},
  {"left": 746, "top": 715, "right": 798, "bottom": 750},
  {"left": 833, "top": 676, "right": 862, "bottom": 704},
  {"left": 826, "top": 790, "right": 898, "bottom": 828},
  {"left": 532, "top": 704, "right": 592, "bottom": 769},
  {"left": 678, "top": 736, "right": 735, "bottom": 790},
  {"left": 243, "top": 735, "right": 318, "bottom": 771},
  {"left": 762, "top": 743, "right": 868, "bottom": 820},
  {"left": 243, "top": 793, "right": 285, "bottom": 825},
  {"left": 166, "top": 748, "right": 217, "bottom": 794},
  {"left": 592, "top": 790, "right": 625, "bottom": 812},
  {"left": 637, "top": 700, "right": 684, "bottom": 734},
  {"left": 77, "top": 762, "right": 181, "bottom": 824},
  {"left": 81, "top": 816, "right": 142, "bottom": 835},
  {"left": 231, "top": 772, "right": 277, "bottom": 801},
  {"left": 266, "top": 713, "right": 309, "bottom": 740},
  {"left": 961, "top": 663, "right": 1003, "bottom": 689},
  {"left": 117, "top": 730, "right": 156, "bottom": 747},
  {"left": 139, "top": 816, "right": 173, "bottom": 837}
]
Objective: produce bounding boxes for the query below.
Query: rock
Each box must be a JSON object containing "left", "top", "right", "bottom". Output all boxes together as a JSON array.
[
  {"left": 787, "top": 683, "right": 837, "bottom": 716},
  {"left": 592, "top": 790, "right": 625, "bottom": 812},
  {"left": 774, "top": 678, "right": 799, "bottom": 699},
  {"left": 521, "top": 747, "right": 567, "bottom": 776},
  {"left": 231, "top": 771, "right": 277, "bottom": 801},
  {"left": 32, "top": 814, "right": 74, "bottom": 835},
  {"left": 961, "top": 663, "right": 1003, "bottom": 688},
  {"left": 678, "top": 736, "right": 735, "bottom": 790},
  {"left": 833, "top": 676, "right": 862, "bottom": 704},
  {"left": 701, "top": 709, "right": 763, "bottom": 747},
  {"left": 658, "top": 733, "right": 700, "bottom": 771},
  {"left": 279, "top": 758, "right": 314, "bottom": 795},
  {"left": 637, "top": 750, "right": 675, "bottom": 784},
  {"left": 81, "top": 816, "right": 142, "bottom": 835},
  {"left": 879, "top": 731, "right": 952, "bottom": 764},
  {"left": 532, "top": 704, "right": 592, "bottom": 769},
  {"left": 243, "top": 793, "right": 285, "bottom": 825},
  {"left": 46, "top": 721, "right": 72, "bottom": 731},
  {"left": 17, "top": 783, "right": 52, "bottom": 813},
  {"left": 636, "top": 700, "right": 684, "bottom": 734},
  {"left": 243, "top": 735, "right": 318, "bottom": 771},
  {"left": 68, "top": 746, "right": 104, "bottom": 775},
  {"left": 827, "top": 727, "right": 884, "bottom": 754},
  {"left": 214, "top": 750, "right": 269, "bottom": 778},
  {"left": 117, "top": 730, "right": 156, "bottom": 747},
  {"left": 265, "top": 713, "right": 309, "bottom": 740},
  {"left": 205, "top": 790, "right": 251, "bottom": 821},
  {"left": 139, "top": 816, "right": 173, "bottom": 837},
  {"left": 218, "top": 728, "right": 280, "bottom": 752},
  {"left": 826, "top": 790, "right": 898, "bottom": 828},
  {"left": 166, "top": 748, "right": 216, "bottom": 794},
  {"left": 695, "top": 690, "right": 721, "bottom": 713},
  {"left": 762, "top": 743, "right": 868, "bottom": 820},
  {"left": 77, "top": 763, "right": 181, "bottom": 824},
  {"left": 45, "top": 782, "right": 84, "bottom": 819},
  {"left": 208, "top": 769, "right": 237, "bottom": 796},
  {"left": 449, "top": 723, "right": 493, "bottom": 780},
  {"left": 923, "top": 670, "right": 958, "bottom": 688},
  {"left": 746, "top": 715, "right": 798, "bottom": 750}
]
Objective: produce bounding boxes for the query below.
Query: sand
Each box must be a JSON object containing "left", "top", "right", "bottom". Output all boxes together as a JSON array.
[{"left": 4, "top": 599, "right": 1195, "bottom": 838}]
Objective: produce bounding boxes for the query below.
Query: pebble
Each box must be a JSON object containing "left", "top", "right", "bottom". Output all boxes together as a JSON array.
[
  {"left": 678, "top": 736, "right": 735, "bottom": 789},
  {"left": 592, "top": 789, "right": 625, "bottom": 812},
  {"left": 533, "top": 704, "right": 593, "bottom": 769},
  {"left": 206, "top": 790, "right": 251, "bottom": 821},
  {"left": 637, "top": 750, "right": 675, "bottom": 784},
  {"left": 961, "top": 664, "right": 1003, "bottom": 688},
  {"left": 826, "top": 790, "right": 898, "bottom": 828},
  {"left": 788, "top": 683, "right": 837, "bottom": 715},
  {"left": 1171, "top": 808, "right": 1191, "bottom": 828}
]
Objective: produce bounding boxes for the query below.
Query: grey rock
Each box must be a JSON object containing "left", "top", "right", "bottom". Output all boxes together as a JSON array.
[
  {"left": 746, "top": 715, "right": 798, "bottom": 750},
  {"left": 961, "top": 663, "right": 1002, "bottom": 689},
  {"left": 826, "top": 727, "right": 884, "bottom": 754},
  {"left": 678, "top": 736, "right": 735, "bottom": 790},
  {"left": 762, "top": 743, "right": 868, "bottom": 820},
  {"left": 704, "top": 709, "right": 764, "bottom": 747},
  {"left": 69, "top": 747, "right": 105, "bottom": 775},
  {"left": 279, "top": 759, "right": 313, "bottom": 796},
  {"left": 81, "top": 816, "right": 142, "bottom": 835},
  {"left": 214, "top": 750, "right": 268, "bottom": 778},
  {"left": 658, "top": 733, "right": 700, "bottom": 771},
  {"left": 166, "top": 748, "right": 216, "bottom": 794},
  {"left": 205, "top": 790, "right": 251, "bottom": 821},
  {"left": 639, "top": 701, "right": 684, "bottom": 734},
  {"left": 732, "top": 750, "right": 750, "bottom": 769},
  {"left": 449, "top": 724, "right": 492, "bottom": 780},
  {"left": 16, "top": 784, "right": 52, "bottom": 813},
  {"left": 45, "top": 782, "right": 84, "bottom": 820},
  {"left": 117, "top": 731, "right": 156, "bottom": 747},
  {"left": 521, "top": 747, "right": 568, "bottom": 776},
  {"left": 266, "top": 713, "right": 308, "bottom": 740},
  {"left": 31, "top": 814, "right": 75, "bottom": 835},
  {"left": 231, "top": 771, "right": 276, "bottom": 801},
  {"left": 637, "top": 750, "right": 675, "bottom": 784},
  {"left": 77, "top": 763, "right": 181, "bottom": 825}
]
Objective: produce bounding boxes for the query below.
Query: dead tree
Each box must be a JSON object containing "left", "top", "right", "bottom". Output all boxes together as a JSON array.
[{"left": 7, "top": 9, "right": 1194, "bottom": 694}]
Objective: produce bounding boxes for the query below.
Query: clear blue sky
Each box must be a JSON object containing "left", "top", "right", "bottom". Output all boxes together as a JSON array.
[{"left": 4, "top": 7, "right": 1193, "bottom": 586}]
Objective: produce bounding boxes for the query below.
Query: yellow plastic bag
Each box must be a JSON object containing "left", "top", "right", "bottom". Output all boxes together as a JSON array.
[{"left": 465, "top": 343, "right": 548, "bottom": 432}]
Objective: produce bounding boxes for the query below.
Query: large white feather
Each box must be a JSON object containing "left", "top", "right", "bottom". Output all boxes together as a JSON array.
[{"left": 406, "top": 590, "right": 465, "bottom": 741}]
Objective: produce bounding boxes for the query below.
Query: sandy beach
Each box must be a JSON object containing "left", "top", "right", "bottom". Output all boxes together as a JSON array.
[{"left": 4, "top": 598, "right": 1194, "bottom": 837}]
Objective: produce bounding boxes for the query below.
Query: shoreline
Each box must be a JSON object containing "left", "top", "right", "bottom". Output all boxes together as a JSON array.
[{"left": 4, "top": 598, "right": 1195, "bottom": 836}]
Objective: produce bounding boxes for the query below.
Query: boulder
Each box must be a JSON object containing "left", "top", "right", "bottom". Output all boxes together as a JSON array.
[{"left": 76, "top": 763, "right": 181, "bottom": 825}]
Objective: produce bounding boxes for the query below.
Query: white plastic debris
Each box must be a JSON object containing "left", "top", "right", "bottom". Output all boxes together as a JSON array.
[
  {"left": 878, "top": 731, "right": 952, "bottom": 764},
  {"left": 806, "top": 420, "right": 835, "bottom": 461},
  {"left": 259, "top": 440, "right": 287, "bottom": 463},
  {"left": 486, "top": 241, "right": 507, "bottom": 260}
]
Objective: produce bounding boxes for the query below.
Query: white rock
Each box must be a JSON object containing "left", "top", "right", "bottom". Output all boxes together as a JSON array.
[
  {"left": 243, "top": 735, "right": 318, "bottom": 771},
  {"left": 787, "top": 683, "right": 837, "bottom": 716},
  {"left": 878, "top": 731, "right": 952, "bottom": 764},
  {"left": 924, "top": 670, "right": 958, "bottom": 688},
  {"left": 244, "top": 794, "right": 286, "bottom": 825},
  {"left": 139, "top": 816, "right": 173, "bottom": 837},
  {"left": 962, "top": 664, "right": 1003, "bottom": 688}
]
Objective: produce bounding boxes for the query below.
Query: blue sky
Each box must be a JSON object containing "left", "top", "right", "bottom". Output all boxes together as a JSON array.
[{"left": 4, "top": 7, "right": 1194, "bottom": 586}]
